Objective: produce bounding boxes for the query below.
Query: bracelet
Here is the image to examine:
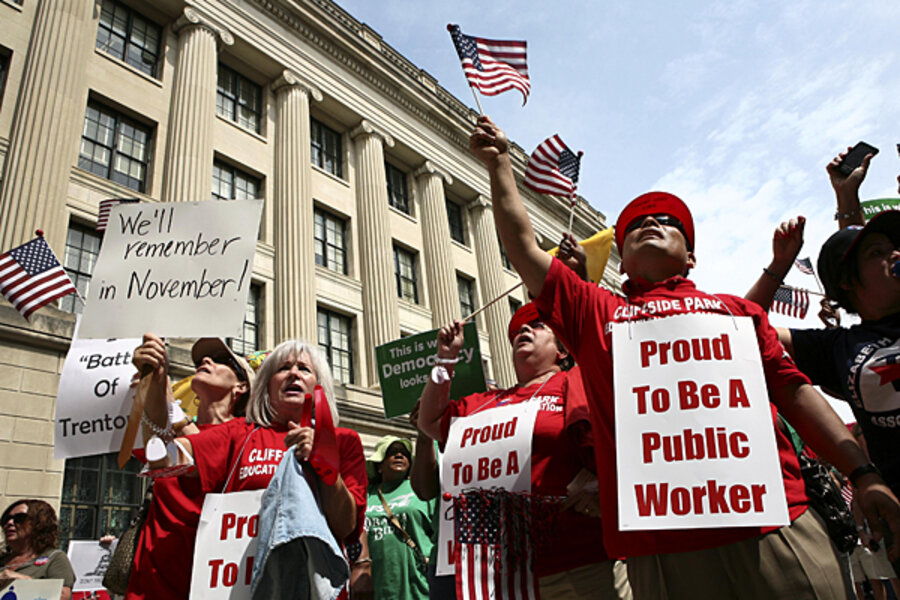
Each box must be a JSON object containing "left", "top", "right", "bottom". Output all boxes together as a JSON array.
[
  {"left": 141, "top": 411, "right": 174, "bottom": 442},
  {"left": 762, "top": 267, "right": 784, "bottom": 283},
  {"left": 435, "top": 356, "right": 460, "bottom": 365},
  {"left": 353, "top": 558, "right": 372, "bottom": 565},
  {"left": 834, "top": 207, "right": 861, "bottom": 221},
  {"left": 849, "top": 463, "right": 881, "bottom": 486}
]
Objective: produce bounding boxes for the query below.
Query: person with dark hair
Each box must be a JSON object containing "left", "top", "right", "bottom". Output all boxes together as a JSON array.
[
  {"left": 469, "top": 114, "right": 900, "bottom": 598},
  {"left": 419, "top": 304, "right": 628, "bottom": 599},
  {"left": 1, "top": 499, "right": 75, "bottom": 600},
  {"left": 363, "top": 435, "right": 434, "bottom": 600},
  {"left": 125, "top": 336, "right": 255, "bottom": 600}
]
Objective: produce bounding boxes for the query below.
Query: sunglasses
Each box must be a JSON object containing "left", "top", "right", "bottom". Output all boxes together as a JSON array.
[
  {"left": 2, "top": 513, "right": 27, "bottom": 526},
  {"left": 195, "top": 354, "right": 247, "bottom": 382},
  {"left": 624, "top": 214, "right": 690, "bottom": 247}
]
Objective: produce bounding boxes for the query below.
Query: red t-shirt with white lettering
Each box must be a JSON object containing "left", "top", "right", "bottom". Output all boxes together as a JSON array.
[
  {"left": 534, "top": 258, "right": 810, "bottom": 558},
  {"left": 189, "top": 419, "right": 368, "bottom": 540},
  {"left": 440, "top": 368, "right": 609, "bottom": 576}
]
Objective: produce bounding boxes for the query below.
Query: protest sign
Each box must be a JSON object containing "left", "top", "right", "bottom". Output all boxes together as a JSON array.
[
  {"left": 54, "top": 331, "right": 140, "bottom": 460},
  {"left": 375, "top": 322, "right": 485, "bottom": 418},
  {"left": 0, "top": 579, "right": 63, "bottom": 599},
  {"left": 79, "top": 199, "right": 263, "bottom": 339},
  {"left": 435, "top": 402, "right": 537, "bottom": 576},
  {"left": 861, "top": 197, "right": 900, "bottom": 218},
  {"left": 190, "top": 489, "right": 264, "bottom": 600},
  {"left": 613, "top": 314, "right": 788, "bottom": 530},
  {"left": 68, "top": 539, "right": 117, "bottom": 592}
]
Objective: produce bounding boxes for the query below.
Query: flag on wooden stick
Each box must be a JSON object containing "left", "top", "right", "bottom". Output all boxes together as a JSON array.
[
  {"left": 447, "top": 24, "right": 530, "bottom": 105},
  {"left": 523, "top": 135, "right": 582, "bottom": 199},
  {"left": 772, "top": 285, "right": 809, "bottom": 319}
]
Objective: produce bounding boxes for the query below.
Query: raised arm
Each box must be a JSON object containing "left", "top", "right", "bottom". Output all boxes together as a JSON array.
[
  {"left": 470, "top": 115, "right": 552, "bottom": 296},
  {"left": 417, "top": 320, "right": 465, "bottom": 443},
  {"left": 745, "top": 216, "right": 806, "bottom": 311},
  {"left": 827, "top": 146, "right": 872, "bottom": 229},
  {"left": 409, "top": 401, "right": 440, "bottom": 501}
]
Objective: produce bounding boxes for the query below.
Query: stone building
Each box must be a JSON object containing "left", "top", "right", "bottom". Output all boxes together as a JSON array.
[{"left": 0, "top": 0, "right": 618, "bottom": 544}]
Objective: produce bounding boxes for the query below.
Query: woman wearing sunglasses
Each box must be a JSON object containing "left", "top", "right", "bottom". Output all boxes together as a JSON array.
[
  {"left": 1, "top": 499, "right": 75, "bottom": 600},
  {"left": 124, "top": 335, "right": 255, "bottom": 600}
]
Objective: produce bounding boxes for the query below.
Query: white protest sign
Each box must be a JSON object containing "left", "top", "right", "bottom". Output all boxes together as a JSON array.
[
  {"left": 435, "top": 402, "right": 537, "bottom": 576},
  {"left": 0, "top": 579, "right": 63, "bottom": 599},
  {"left": 54, "top": 330, "right": 140, "bottom": 460},
  {"left": 79, "top": 199, "right": 263, "bottom": 339},
  {"left": 613, "top": 313, "right": 789, "bottom": 530},
  {"left": 68, "top": 539, "right": 117, "bottom": 591},
  {"left": 190, "top": 489, "right": 264, "bottom": 600}
]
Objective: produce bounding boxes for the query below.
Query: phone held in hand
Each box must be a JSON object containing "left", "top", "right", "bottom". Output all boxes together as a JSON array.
[{"left": 838, "top": 141, "right": 879, "bottom": 176}]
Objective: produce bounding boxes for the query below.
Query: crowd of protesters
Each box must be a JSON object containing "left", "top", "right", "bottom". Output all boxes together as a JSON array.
[{"left": 5, "top": 118, "right": 899, "bottom": 600}]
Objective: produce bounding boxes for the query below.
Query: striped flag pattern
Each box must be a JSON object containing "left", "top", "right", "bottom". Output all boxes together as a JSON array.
[
  {"left": 772, "top": 285, "right": 809, "bottom": 319},
  {"left": 794, "top": 257, "right": 815, "bottom": 275},
  {"left": 453, "top": 491, "right": 537, "bottom": 600},
  {"left": 97, "top": 198, "right": 140, "bottom": 232},
  {"left": 448, "top": 24, "right": 530, "bottom": 105},
  {"left": 0, "top": 235, "right": 77, "bottom": 320},
  {"left": 523, "top": 135, "right": 582, "bottom": 199}
]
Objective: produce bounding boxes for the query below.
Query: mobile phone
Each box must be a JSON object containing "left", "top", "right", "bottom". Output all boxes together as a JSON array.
[{"left": 838, "top": 141, "right": 879, "bottom": 176}]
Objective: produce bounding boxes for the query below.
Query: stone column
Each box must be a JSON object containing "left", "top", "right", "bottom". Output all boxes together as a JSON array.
[
  {"left": 0, "top": 0, "right": 96, "bottom": 251},
  {"left": 351, "top": 120, "right": 400, "bottom": 385},
  {"left": 414, "top": 161, "right": 457, "bottom": 327},
  {"left": 161, "top": 8, "right": 232, "bottom": 204},
  {"left": 468, "top": 195, "right": 516, "bottom": 387},
  {"left": 272, "top": 70, "right": 321, "bottom": 343}
]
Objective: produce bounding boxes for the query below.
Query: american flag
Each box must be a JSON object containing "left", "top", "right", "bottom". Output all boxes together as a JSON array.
[
  {"left": 97, "top": 198, "right": 140, "bottom": 232},
  {"left": 523, "top": 135, "right": 582, "bottom": 199},
  {"left": 453, "top": 491, "right": 537, "bottom": 600},
  {"left": 794, "top": 257, "right": 815, "bottom": 276},
  {"left": 0, "top": 235, "right": 77, "bottom": 320},
  {"left": 447, "top": 24, "right": 530, "bottom": 105},
  {"left": 772, "top": 285, "right": 809, "bottom": 319}
]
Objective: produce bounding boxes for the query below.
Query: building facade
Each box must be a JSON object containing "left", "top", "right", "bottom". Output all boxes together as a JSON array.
[{"left": 0, "top": 0, "right": 619, "bottom": 544}]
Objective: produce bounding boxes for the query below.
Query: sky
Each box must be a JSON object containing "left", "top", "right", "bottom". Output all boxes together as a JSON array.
[{"left": 335, "top": 0, "right": 900, "bottom": 421}]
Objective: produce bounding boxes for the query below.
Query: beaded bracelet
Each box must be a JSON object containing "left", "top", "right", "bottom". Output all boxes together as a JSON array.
[
  {"left": 834, "top": 207, "right": 861, "bottom": 221},
  {"left": 762, "top": 267, "right": 784, "bottom": 283},
  {"left": 141, "top": 411, "right": 174, "bottom": 442}
]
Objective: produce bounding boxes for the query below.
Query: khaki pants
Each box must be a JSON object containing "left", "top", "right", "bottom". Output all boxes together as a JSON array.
[
  {"left": 539, "top": 560, "right": 632, "bottom": 600},
  {"left": 627, "top": 509, "right": 850, "bottom": 600}
]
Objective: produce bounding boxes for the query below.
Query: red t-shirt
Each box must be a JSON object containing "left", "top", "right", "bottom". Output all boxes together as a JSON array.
[
  {"left": 440, "top": 369, "right": 609, "bottom": 576},
  {"left": 190, "top": 419, "right": 368, "bottom": 537},
  {"left": 125, "top": 423, "right": 216, "bottom": 600},
  {"left": 534, "top": 258, "right": 810, "bottom": 558}
]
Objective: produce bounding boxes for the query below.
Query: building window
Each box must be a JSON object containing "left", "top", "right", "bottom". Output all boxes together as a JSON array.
[
  {"left": 0, "top": 48, "right": 10, "bottom": 111},
  {"left": 318, "top": 308, "right": 353, "bottom": 385},
  {"left": 458, "top": 275, "right": 476, "bottom": 320},
  {"left": 314, "top": 209, "right": 347, "bottom": 275},
  {"left": 228, "top": 284, "right": 261, "bottom": 355},
  {"left": 216, "top": 64, "right": 262, "bottom": 133},
  {"left": 59, "top": 452, "right": 144, "bottom": 549},
  {"left": 385, "top": 162, "right": 410, "bottom": 214},
  {"left": 499, "top": 235, "right": 512, "bottom": 270},
  {"left": 393, "top": 246, "right": 418, "bottom": 303},
  {"left": 509, "top": 297, "right": 522, "bottom": 317},
  {"left": 446, "top": 199, "right": 466, "bottom": 245},
  {"left": 79, "top": 101, "right": 152, "bottom": 192},
  {"left": 61, "top": 223, "right": 102, "bottom": 314},
  {"left": 212, "top": 160, "right": 260, "bottom": 201},
  {"left": 311, "top": 119, "right": 342, "bottom": 178},
  {"left": 96, "top": 0, "right": 161, "bottom": 77}
]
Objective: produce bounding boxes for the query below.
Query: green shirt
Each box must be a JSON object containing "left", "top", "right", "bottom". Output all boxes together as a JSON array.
[
  {"left": 3, "top": 548, "right": 76, "bottom": 588},
  {"left": 365, "top": 478, "right": 435, "bottom": 600}
]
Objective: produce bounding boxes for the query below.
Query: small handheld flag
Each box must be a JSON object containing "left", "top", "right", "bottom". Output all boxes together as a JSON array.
[
  {"left": 794, "top": 257, "right": 814, "bottom": 275},
  {"left": 447, "top": 24, "right": 530, "bottom": 107},
  {"left": 523, "top": 135, "right": 582, "bottom": 199},
  {"left": 772, "top": 285, "right": 810, "bottom": 319},
  {"left": 0, "top": 232, "right": 77, "bottom": 320},
  {"left": 97, "top": 198, "right": 140, "bottom": 232}
]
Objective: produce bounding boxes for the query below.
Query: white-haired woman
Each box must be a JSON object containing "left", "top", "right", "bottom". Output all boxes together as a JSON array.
[{"left": 141, "top": 339, "right": 365, "bottom": 544}]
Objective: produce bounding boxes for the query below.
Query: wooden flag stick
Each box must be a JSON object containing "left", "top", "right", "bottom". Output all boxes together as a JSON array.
[{"left": 461, "top": 281, "right": 523, "bottom": 324}]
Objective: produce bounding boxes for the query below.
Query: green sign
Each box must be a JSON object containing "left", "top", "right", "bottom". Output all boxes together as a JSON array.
[
  {"left": 375, "top": 322, "right": 485, "bottom": 418},
  {"left": 861, "top": 198, "right": 900, "bottom": 218}
]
